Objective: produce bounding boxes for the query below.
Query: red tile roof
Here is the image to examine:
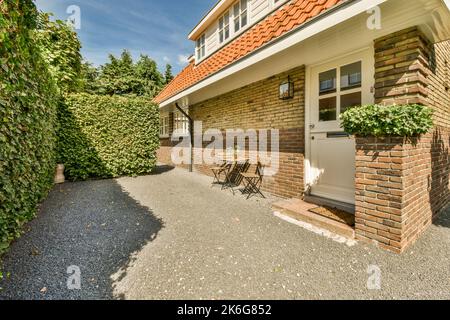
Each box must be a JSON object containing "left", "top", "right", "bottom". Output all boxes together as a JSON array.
[{"left": 154, "top": 0, "right": 343, "bottom": 104}]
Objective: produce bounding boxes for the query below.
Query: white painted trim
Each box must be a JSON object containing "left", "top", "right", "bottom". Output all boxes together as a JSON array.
[
  {"left": 304, "top": 64, "right": 312, "bottom": 194},
  {"left": 443, "top": 0, "right": 450, "bottom": 10},
  {"left": 189, "top": 0, "right": 234, "bottom": 40},
  {"left": 160, "top": 0, "right": 386, "bottom": 108}
]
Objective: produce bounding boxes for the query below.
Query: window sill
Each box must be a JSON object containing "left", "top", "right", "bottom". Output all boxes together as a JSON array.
[{"left": 159, "top": 134, "right": 170, "bottom": 139}]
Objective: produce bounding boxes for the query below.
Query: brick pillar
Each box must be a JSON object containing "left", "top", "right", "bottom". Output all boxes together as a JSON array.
[
  {"left": 355, "top": 136, "right": 433, "bottom": 253},
  {"left": 355, "top": 27, "right": 440, "bottom": 253},
  {"left": 374, "top": 26, "right": 430, "bottom": 105}
]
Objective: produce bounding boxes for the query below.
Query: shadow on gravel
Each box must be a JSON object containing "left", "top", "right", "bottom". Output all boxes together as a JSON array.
[
  {"left": 0, "top": 179, "right": 163, "bottom": 300},
  {"left": 434, "top": 207, "right": 450, "bottom": 228},
  {"left": 151, "top": 165, "right": 175, "bottom": 175}
]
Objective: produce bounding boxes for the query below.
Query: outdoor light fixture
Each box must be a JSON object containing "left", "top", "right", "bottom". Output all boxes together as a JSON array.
[{"left": 279, "top": 77, "right": 294, "bottom": 100}]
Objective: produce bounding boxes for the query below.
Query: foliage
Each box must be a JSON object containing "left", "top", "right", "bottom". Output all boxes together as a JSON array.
[
  {"left": 58, "top": 94, "right": 160, "bottom": 180},
  {"left": 164, "top": 64, "right": 174, "bottom": 84},
  {"left": 95, "top": 50, "right": 165, "bottom": 97},
  {"left": 79, "top": 61, "right": 99, "bottom": 94},
  {"left": 340, "top": 104, "right": 434, "bottom": 137},
  {"left": 35, "top": 12, "right": 83, "bottom": 93},
  {"left": 0, "top": 0, "right": 59, "bottom": 253}
]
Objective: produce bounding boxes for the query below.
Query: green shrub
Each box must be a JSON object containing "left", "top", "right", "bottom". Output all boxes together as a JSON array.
[
  {"left": 58, "top": 94, "right": 160, "bottom": 180},
  {"left": 340, "top": 104, "right": 433, "bottom": 137},
  {"left": 0, "top": 0, "right": 59, "bottom": 252}
]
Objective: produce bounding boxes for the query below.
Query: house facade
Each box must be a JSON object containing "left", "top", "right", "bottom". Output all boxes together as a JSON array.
[{"left": 154, "top": 0, "right": 450, "bottom": 253}]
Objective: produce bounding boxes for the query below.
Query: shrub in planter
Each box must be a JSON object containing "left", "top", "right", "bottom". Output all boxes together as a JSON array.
[
  {"left": 340, "top": 104, "right": 433, "bottom": 137},
  {"left": 58, "top": 94, "right": 160, "bottom": 180}
]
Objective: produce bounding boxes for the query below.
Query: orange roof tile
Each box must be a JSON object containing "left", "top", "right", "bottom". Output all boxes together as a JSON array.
[{"left": 154, "top": 0, "right": 343, "bottom": 104}]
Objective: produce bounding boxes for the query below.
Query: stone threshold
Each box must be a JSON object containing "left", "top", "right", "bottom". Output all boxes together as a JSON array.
[{"left": 272, "top": 198, "right": 356, "bottom": 239}]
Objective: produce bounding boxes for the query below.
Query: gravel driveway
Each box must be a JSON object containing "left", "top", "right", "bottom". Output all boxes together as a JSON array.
[{"left": 1, "top": 165, "right": 449, "bottom": 300}]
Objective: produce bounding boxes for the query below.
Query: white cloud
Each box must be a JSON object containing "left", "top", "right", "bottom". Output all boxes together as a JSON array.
[
  {"left": 163, "top": 56, "right": 171, "bottom": 63},
  {"left": 177, "top": 54, "right": 190, "bottom": 66}
]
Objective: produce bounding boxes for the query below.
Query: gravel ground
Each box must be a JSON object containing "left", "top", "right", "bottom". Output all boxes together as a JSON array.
[{"left": 0, "top": 165, "right": 449, "bottom": 300}]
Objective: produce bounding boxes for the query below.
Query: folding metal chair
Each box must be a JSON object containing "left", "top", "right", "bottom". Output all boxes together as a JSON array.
[
  {"left": 240, "top": 162, "right": 265, "bottom": 199},
  {"left": 211, "top": 160, "right": 232, "bottom": 187},
  {"left": 223, "top": 160, "right": 250, "bottom": 194}
]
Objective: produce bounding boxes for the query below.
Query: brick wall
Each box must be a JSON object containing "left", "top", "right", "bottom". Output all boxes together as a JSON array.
[
  {"left": 426, "top": 40, "right": 450, "bottom": 221},
  {"left": 356, "top": 27, "right": 450, "bottom": 253},
  {"left": 374, "top": 27, "right": 430, "bottom": 106},
  {"left": 157, "top": 66, "right": 306, "bottom": 199}
]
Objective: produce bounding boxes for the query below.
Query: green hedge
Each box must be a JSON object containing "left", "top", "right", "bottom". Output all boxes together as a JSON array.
[
  {"left": 340, "top": 104, "right": 433, "bottom": 137},
  {"left": 58, "top": 94, "right": 160, "bottom": 180},
  {"left": 0, "top": 0, "right": 59, "bottom": 252}
]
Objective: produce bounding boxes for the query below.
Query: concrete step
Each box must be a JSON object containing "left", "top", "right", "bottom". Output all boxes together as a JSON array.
[{"left": 272, "top": 198, "right": 355, "bottom": 239}]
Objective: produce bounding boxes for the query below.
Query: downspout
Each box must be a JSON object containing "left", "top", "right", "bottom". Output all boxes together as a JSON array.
[{"left": 175, "top": 103, "right": 194, "bottom": 172}]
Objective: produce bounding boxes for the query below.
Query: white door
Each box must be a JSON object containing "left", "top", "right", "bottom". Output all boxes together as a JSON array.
[{"left": 308, "top": 50, "right": 374, "bottom": 205}]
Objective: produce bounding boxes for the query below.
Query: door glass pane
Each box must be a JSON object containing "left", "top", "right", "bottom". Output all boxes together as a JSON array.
[
  {"left": 319, "top": 69, "right": 336, "bottom": 95},
  {"left": 341, "top": 62, "right": 361, "bottom": 90},
  {"left": 340, "top": 92, "right": 362, "bottom": 114},
  {"left": 319, "top": 97, "right": 337, "bottom": 121}
]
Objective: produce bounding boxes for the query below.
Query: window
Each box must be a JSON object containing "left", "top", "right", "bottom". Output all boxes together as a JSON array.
[
  {"left": 173, "top": 111, "right": 190, "bottom": 135},
  {"left": 233, "top": 0, "right": 248, "bottom": 33},
  {"left": 160, "top": 115, "right": 169, "bottom": 136},
  {"left": 319, "top": 69, "right": 337, "bottom": 95},
  {"left": 219, "top": 11, "right": 230, "bottom": 43},
  {"left": 340, "top": 62, "right": 362, "bottom": 91},
  {"left": 196, "top": 34, "right": 206, "bottom": 60},
  {"left": 318, "top": 61, "right": 362, "bottom": 122}
]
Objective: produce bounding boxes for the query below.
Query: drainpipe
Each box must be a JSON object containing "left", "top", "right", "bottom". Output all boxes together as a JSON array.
[{"left": 175, "top": 103, "right": 194, "bottom": 173}]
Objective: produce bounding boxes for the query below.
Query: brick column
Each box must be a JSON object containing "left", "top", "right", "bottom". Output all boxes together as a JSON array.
[
  {"left": 355, "top": 26, "right": 447, "bottom": 253},
  {"left": 374, "top": 26, "right": 430, "bottom": 105},
  {"left": 355, "top": 136, "right": 432, "bottom": 253}
]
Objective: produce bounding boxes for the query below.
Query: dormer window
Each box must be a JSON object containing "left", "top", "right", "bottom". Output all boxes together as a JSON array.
[
  {"left": 219, "top": 12, "right": 230, "bottom": 43},
  {"left": 196, "top": 34, "right": 206, "bottom": 60},
  {"left": 233, "top": 0, "right": 248, "bottom": 33}
]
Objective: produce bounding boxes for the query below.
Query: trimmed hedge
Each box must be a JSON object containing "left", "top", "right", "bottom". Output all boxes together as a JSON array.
[
  {"left": 340, "top": 104, "right": 433, "bottom": 137},
  {"left": 58, "top": 94, "right": 160, "bottom": 180},
  {"left": 1, "top": 0, "right": 59, "bottom": 252}
]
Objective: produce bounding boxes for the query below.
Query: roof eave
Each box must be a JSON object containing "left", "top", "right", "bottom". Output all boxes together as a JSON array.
[{"left": 158, "top": 0, "right": 384, "bottom": 107}]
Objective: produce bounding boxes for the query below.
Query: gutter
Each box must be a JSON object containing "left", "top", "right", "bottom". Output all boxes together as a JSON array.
[{"left": 175, "top": 103, "right": 194, "bottom": 173}]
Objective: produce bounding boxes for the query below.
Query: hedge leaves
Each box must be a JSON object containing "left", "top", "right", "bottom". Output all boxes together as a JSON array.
[
  {"left": 58, "top": 94, "right": 160, "bottom": 180},
  {"left": 1, "top": 0, "right": 59, "bottom": 251}
]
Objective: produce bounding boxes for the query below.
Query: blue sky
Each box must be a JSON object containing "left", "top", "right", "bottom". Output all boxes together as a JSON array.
[{"left": 35, "top": 0, "right": 217, "bottom": 73}]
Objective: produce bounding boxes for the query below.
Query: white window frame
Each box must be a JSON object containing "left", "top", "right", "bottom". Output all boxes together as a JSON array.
[
  {"left": 233, "top": 0, "right": 248, "bottom": 33},
  {"left": 218, "top": 11, "right": 230, "bottom": 44},
  {"left": 173, "top": 111, "right": 190, "bottom": 136},
  {"left": 159, "top": 114, "right": 170, "bottom": 138},
  {"left": 196, "top": 34, "right": 206, "bottom": 61}
]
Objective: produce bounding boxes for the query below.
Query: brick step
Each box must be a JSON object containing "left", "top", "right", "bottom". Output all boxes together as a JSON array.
[{"left": 272, "top": 199, "right": 355, "bottom": 239}]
